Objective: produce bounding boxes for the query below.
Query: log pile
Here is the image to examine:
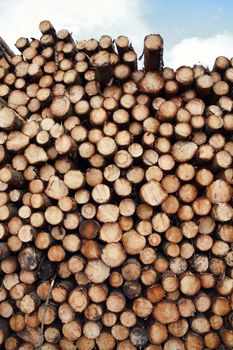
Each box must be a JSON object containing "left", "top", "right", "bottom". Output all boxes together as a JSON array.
[{"left": 0, "top": 20, "right": 232, "bottom": 350}]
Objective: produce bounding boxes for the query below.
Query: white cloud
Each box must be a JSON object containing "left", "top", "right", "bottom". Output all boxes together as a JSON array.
[
  {"left": 165, "top": 33, "right": 233, "bottom": 69},
  {"left": 0, "top": 0, "right": 150, "bottom": 57}
]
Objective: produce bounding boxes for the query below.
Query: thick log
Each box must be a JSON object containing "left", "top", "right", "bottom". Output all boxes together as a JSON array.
[{"left": 138, "top": 72, "right": 164, "bottom": 94}]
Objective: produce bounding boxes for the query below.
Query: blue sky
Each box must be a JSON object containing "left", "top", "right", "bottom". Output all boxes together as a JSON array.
[
  {"left": 145, "top": 0, "right": 233, "bottom": 47},
  {"left": 1, "top": 0, "right": 233, "bottom": 68},
  {"left": 145, "top": 0, "right": 233, "bottom": 46}
]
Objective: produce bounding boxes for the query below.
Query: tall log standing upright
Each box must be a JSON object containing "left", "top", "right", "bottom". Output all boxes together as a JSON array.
[
  {"left": 144, "top": 34, "right": 164, "bottom": 72},
  {"left": 0, "top": 19, "right": 232, "bottom": 350}
]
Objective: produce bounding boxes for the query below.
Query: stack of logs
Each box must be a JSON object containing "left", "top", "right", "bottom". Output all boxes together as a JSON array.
[{"left": 0, "top": 20, "right": 233, "bottom": 350}]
